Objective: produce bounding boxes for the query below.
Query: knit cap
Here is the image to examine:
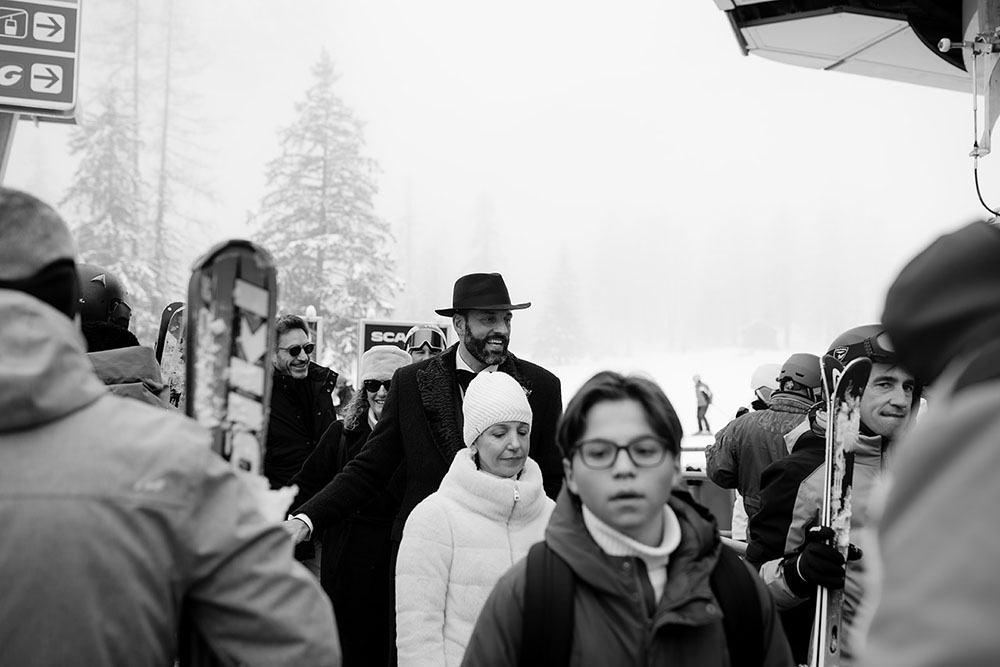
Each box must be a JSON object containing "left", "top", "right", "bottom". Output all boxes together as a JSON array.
[
  {"left": 462, "top": 371, "right": 533, "bottom": 446},
  {"left": 360, "top": 345, "right": 411, "bottom": 381}
]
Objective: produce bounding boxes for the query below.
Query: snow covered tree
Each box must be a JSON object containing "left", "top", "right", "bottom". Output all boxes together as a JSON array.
[
  {"left": 61, "top": 85, "right": 160, "bottom": 344},
  {"left": 255, "top": 51, "right": 401, "bottom": 375}
]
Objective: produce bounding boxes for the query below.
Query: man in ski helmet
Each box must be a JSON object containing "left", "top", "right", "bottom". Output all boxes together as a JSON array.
[
  {"left": 0, "top": 187, "right": 340, "bottom": 666},
  {"left": 75, "top": 263, "right": 171, "bottom": 407},
  {"left": 746, "top": 325, "right": 917, "bottom": 665},
  {"left": 706, "top": 352, "right": 821, "bottom": 539},
  {"left": 735, "top": 362, "right": 782, "bottom": 418},
  {"left": 77, "top": 262, "right": 132, "bottom": 330},
  {"left": 404, "top": 322, "right": 447, "bottom": 362},
  {"left": 864, "top": 220, "right": 1000, "bottom": 667}
]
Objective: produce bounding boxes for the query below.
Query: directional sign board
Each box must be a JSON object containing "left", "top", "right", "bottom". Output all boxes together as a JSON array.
[{"left": 0, "top": 0, "right": 78, "bottom": 116}]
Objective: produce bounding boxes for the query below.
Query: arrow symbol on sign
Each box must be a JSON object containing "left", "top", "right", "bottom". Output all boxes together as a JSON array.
[
  {"left": 34, "top": 66, "right": 59, "bottom": 89},
  {"left": 36, "top": 15, "right": 61, "bottom": 38}
]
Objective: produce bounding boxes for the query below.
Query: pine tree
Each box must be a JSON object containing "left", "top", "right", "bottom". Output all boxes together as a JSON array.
[
  {"left": 256, "top": 51, "right": 401, "bottom": 375},
  {"left": 61, "top": 85, "right": 159, "bottom": 343}
]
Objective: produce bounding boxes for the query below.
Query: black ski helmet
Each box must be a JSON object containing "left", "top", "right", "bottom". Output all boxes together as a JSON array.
[
  {"left": 826, "top": 324, "right": 897, "bottom": 366},
  {"left": 77, "top": 263, "right": 132, "bottom": 329},
  {"left": 778, "top": 353, "right": 822, "bottom": 390}
]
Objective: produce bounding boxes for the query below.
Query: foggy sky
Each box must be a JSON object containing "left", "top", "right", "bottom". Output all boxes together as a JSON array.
[{"left": 4, "top": 0, "right": 990, "bottom": 365}]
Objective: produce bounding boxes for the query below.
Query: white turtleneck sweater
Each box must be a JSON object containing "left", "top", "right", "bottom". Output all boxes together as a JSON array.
[
  {"left": 395, "top": 448, "right": 555, "bottom": 667},
  {"left": 582, "top": 503, "right": 682, "bottom": 603}
]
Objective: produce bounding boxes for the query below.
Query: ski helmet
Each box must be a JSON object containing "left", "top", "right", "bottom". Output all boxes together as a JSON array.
[
  {"left": 826, "top": 324, "right": 896, "bottom": 366},
  {"left": 777, "top": 353, "right": 821, "bottom": 389},
  {"left": 404, "top": 323, "right": 447, "bottom": 353},
  {"left": 749, "top": 363, "right": 781, "bottom": 403},
  {"left": 77, "top": 263, "right": 132, "bottom": 329}
]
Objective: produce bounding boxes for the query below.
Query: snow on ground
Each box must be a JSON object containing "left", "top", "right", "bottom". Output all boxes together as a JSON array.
[{"left": 548, "top": 346, "right": 797, "bottom": 439}]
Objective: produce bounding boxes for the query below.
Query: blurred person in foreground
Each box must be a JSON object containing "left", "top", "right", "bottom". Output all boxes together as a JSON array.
[
  {"left": 461, "top": 371, "right": 793, "bottom": 666},
  {"left": 0, "top": 187, "right": 340, "bottom": 666},
  {"left": 405, "top": 322, "right": 447, "bottom": 362},
  {"left": 292, "top": 344, "right": 413, "bottom": 667},
  {"left": 707, "top": 353, "right": 821, "bottom": 540},
  {"left": 747, "top": 326, "right": 917, "bottom": 665},
  {"left": 861, "top": 220, "right": 1000, "bottom": 667},
  {"left": 395, "top": 371, "right": 554, "bottom": 666}
]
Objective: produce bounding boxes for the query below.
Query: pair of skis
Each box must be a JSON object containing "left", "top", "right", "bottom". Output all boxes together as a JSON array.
[
  {"left": 174, "top": 240, "right": 278, "bottom": 667},
  {"left": 807, "top": 354, "right": 871, "bottom": 667}
]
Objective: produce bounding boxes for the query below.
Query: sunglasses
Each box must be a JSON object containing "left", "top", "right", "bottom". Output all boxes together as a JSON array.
[
  {"left": 278, "top": 342, "right": 315, "bottom": 358},
  {"left": 363, "top": 379, "right": 391, "bottom": 393}
]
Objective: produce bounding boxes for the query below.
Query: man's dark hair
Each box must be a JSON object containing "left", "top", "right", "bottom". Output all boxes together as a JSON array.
[
  {"left": 275, "top": 314, "right": 309, "bottom": 344},
  {"left": 556, "top": 371, "right": 683, "bottom": 459}
]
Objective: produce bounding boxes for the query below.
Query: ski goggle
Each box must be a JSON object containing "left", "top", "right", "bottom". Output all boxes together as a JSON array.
[
  {"left": 278, "top": 342, "right": 315, "bottom": 358},
  {"left": 363, "top": 379, "right": 391, "bottom": 393},
  {"left": 108, "top": 298, "right": 132, "bottom": 329},
  {"left": 830, "top": 330, "right": 896, "bottom": 365},
  {"left": 405, "top": 328, "right": 445, "bottom": 351}
]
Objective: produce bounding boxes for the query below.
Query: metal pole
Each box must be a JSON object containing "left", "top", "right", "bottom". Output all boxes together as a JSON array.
[{"left": 0, "top": 112, "right": 19, "bottom": 184}]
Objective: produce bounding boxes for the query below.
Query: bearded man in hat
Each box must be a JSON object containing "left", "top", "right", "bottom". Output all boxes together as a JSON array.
[{"left": 284, "top": 271, "right": 563, "bottom": 559}]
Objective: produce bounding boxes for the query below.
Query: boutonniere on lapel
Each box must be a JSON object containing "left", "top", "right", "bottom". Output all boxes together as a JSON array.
[{"left": 521, "top": 381, "right": 532, "bottom": 399}]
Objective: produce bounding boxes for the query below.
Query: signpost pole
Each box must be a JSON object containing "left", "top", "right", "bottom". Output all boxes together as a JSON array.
[{"left": 0, "top": 112, "right": 18, "bottom": 183}]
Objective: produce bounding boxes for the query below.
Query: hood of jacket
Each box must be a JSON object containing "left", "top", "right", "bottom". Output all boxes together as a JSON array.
[
  {"left": 438, "top": 448, "right": 551, "bottom": 523},
  {"left": 0, "top": 290, "right": 107, "bottom": 432},
  {"left": 545, "top": 485, "right": 721, "bottom": 613}
]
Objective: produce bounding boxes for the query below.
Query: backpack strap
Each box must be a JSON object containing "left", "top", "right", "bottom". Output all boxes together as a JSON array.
[
  {"left": 710, "top": 544, "right": 764, "bottom": 667},
  {"left": 519, "top": 541, "right": 575, "bottom": 667}
]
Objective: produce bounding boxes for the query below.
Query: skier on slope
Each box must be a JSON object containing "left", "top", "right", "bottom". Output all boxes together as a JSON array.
[{"left": 745, "top": 326, "right": 918, "bottom": 665}]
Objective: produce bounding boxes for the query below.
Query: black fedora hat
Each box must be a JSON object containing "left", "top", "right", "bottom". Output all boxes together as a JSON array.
[{"left": 435, "top": 273, "right": 531, "bottom": 316}]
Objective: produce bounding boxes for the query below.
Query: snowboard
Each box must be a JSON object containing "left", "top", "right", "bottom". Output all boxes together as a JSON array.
[
  {"left": 154, "top": 301, "right": 184, "bottom": 363},
  {"left": 159, "top": 304, "right": 186, "bottom": 409},
  {"left": 178, "top": 239, "right": 278, "bottom": 667},
  {"left": 808, "top": 355, "right": 871, "bottom": 667}
]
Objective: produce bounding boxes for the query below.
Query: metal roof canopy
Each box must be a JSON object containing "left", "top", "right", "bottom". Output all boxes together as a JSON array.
[{"left": 716, "top": 2, "right": 969, "bottom": 93}]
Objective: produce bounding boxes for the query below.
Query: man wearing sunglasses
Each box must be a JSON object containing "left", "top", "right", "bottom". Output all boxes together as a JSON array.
[
  {"left": 265, "top": 314, "right": 338, "bottom": 494},
  {"left": 0, "top": 187, "right": 340, "bottom": 666}
]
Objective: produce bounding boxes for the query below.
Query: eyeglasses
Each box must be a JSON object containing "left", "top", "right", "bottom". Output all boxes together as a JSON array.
[
  {"left": 278, "top": 342, "right": 315, "bottom": 358},
  {"left": 363, "top": 379, "right": 391, "bottom": 393},
  {"left": 571, "top": 436, "right": 673, "bottom": 470},
  {"left": 405, "top": 328, "right": 445, "bottom": 352}
]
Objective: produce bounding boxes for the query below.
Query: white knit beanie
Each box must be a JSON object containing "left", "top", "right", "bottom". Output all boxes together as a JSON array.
[
  {"left": 463, "top": 371, "right": 533, "bottom": 447},
  {"left": 360, "top": 345, "right": 411, "bottom": 381}
]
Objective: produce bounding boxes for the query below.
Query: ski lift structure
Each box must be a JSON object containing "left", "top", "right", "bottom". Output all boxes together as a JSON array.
[{"left": 711, "top": 0, "right": 1000, "bottom": 214}]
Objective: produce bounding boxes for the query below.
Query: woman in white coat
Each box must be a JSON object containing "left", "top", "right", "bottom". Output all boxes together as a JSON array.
[{"left": 395, "top": 371, "right": 555, "bottom": 667}]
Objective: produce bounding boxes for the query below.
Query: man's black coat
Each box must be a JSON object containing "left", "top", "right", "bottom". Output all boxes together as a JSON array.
[{"left": 296, "top": 345, "right": 563, "bottom": 541}]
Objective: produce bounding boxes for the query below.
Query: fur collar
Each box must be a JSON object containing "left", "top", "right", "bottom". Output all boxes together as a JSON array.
[{"left": 415, "top": 345, "right": 531, "bottom": 465}]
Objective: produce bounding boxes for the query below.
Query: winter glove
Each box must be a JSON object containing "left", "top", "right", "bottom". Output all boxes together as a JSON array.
[{"left": 782, "top": 526, "right": 860, "bottom": 598}]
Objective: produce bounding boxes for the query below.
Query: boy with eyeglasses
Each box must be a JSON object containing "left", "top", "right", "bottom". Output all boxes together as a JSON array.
[{"left": 461, "top": 371, "right": 793, "bottom": 667}]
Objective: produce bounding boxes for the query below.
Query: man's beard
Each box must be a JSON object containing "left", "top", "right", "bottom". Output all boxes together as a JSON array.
[{"left": 463, "top": 329, "right": 509, "bottom": 366}]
